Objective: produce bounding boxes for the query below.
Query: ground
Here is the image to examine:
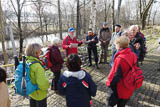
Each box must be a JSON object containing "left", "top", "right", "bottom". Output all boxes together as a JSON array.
[
  {"left": 9, "top": 27, "right": 160, "bottom": 107},
  {"left": 9, "top": 51, "right": 160, "bottom": 107}
]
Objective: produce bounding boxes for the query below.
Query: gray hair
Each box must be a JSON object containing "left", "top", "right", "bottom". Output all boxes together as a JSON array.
[
  {"left": 129, "top": 25, "right": 138, "bottom": 32},
  {"left": 52, "top": 37, "right": 61, "bottom": 45},
  {"left": 25, "top": 43, "right": 42, "bottom": 58}
]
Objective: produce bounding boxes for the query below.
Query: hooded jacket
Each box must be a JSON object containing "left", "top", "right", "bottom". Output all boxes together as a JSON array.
[
  {"left": 58, "top": 70, "right": 97, "bottom": 107},
  {"left": 106, "top": 48, "right": 137, "bottom": 99},
  {"left": 26, "top": 56, "right": 49, "bottom": 101},
  {"left": 48, "top": 45, "right": 64, "bottom": 72},
  {"left": 62, "top": 36, "right": 83, "bottom": 56}
]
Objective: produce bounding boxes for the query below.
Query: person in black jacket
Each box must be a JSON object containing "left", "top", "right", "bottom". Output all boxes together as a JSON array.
[
  {"left": 129, "top": 25, "right": 145, "bottom": 65},
  {"left": 85, "top": 29, "right": 99, "bottom": 69},
  {"left": 58, "top": 54, "right": 97, "bottom": 107}
]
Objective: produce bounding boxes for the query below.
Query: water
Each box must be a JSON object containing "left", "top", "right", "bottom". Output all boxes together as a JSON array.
[{"left": 0, "top": 32, "right": 68, "bottom": 51}]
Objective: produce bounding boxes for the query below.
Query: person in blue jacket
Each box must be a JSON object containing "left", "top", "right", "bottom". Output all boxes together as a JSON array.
[{"left": 58, "top": 54, "right": 97, "bottom": 107}]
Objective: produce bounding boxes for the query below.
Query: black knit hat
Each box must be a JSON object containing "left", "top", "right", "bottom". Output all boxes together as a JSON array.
[{"left": 115, "top": 24, "right": 121, "bottom": 28}]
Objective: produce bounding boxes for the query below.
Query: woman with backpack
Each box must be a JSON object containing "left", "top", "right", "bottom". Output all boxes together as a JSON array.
[
  {"left": 47, "top": 37, "right": 64, "bottom": 91},
  {"left": 58, "top": 54, "right": 97, "bottom": 107},
  {"left": 25, "top": 43, "right": 49, "bottom": 107},
  {"left": 106, "top": 36, "right": 138, "bottom": 107},
  {"left": 0, "top": 67, "right": 10, "bottom": 107}
]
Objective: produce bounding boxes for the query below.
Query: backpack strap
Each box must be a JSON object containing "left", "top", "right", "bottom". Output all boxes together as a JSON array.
[{"left": 118, "top": 55, "right": 136, "bottom": 69}]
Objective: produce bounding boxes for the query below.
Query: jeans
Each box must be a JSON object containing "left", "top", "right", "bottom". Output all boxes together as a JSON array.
[
  {"left": 110, "top": 49, "right": 117, "bottom": 67},
  {"left": 30, "top": 97, "right": 47, "bottom": 107}
]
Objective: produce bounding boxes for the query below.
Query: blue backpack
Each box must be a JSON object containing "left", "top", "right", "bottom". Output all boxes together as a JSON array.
[{"left": 14, "top": 56, "right": 39, "bottom": 97}]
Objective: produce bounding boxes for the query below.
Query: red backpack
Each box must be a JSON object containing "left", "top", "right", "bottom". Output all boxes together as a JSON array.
[
  {"left": 119, "top": 55, "right": 144, "bottom": 91},
  {"left": 44, "top": 49, "right": 53, "bottom": 68}
]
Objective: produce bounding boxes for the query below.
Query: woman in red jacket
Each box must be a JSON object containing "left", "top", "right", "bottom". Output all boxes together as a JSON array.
[{"left": 106, "top": 36, "right": 137, "bottom": 107}]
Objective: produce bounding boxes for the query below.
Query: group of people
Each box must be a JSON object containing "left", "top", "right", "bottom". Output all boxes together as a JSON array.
[{"left": 0, "top": 22, "right": 146, "bottom": 107}]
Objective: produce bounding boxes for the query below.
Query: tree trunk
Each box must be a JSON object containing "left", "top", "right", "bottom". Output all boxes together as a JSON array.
[
  {"left": 0, "top": 0, "right": 8, "bottom": 64},
  {"left": 89, "top": 0, "right": 96, "bottom": 33},
  {"left": 104, "top": 2, "right": 106, "bottom": 22},
  {"left": 153, "top": 9, "right": 157, "bottom": 25},
  {"left": 112, "top": 0, "right": 115, "bottom": 32},
  {"left": 17, "top": 1, "right": 23, "bottom": 60},
  {"left": 58, "top": 0, "right": 62, "bottom": 40},
  {"left": 141, "top": 0, "right": 154, "bottom": 29},
  {"left": 76, "top": 0, "right": 80, "bottom": 38},
  {"left": 147, "top": 4, "right": 153, "bottom": 25},
  {"left": 116, "top": 0, "right": 122, "bottom": 24},
  {"left": 83, "top": 0, "right": 86, "bottom": 34}
]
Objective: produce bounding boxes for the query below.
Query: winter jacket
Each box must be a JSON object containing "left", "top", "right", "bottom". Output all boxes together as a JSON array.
[
  {"left": 58, "top": 70, "right": 97, "bottom": 107},
  {"left": 48, "top": 45, "right": 64, "bottom": 72},
  {"left": 26, "top": 56, "right": 49, "bottom": 101},
  {"left": 110, "top": 31, "right": 122, "bottom": 50},
  {"left": 62, "top": 36, "right": 83, "bottom": 56},
  {"left": 99, "top": 28, "right": 111, "bottom": 46},
  {"left": 0, "top": 82, "right": 10, "bottom": 107},
  {"left": 106, "top": 48, "right": 137, "bottom": 99},
  {"left": 86, "top": 34, "right": 98, "bottom": 49},
  {"left": 130, "top": 33, "right": 144, "bottom": 61}
]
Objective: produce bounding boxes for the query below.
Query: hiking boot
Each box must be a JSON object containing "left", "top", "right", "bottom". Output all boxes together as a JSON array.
[
  {"left": 98, "top": 61, "right": 102, "bottom": 64},
  {"left": 88, "top": 63, "right": 92, "bottom": 67}
]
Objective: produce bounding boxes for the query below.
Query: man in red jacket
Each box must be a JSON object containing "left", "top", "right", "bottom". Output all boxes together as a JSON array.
[
  {"left": 106, "top": 36, "right": 137, "bottom": 107},
  {"left": 62, "top": 27, "right": 84, "bottom": 57}
]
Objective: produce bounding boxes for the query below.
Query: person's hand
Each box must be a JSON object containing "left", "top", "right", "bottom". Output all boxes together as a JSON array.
[
  {"left": 134, "top": 43, "right": 140, "bottom": 49},
  {"left": 91, "top": 39, "right": 95, "bottom": 41},
  {"left": 82, "top": 39, "right": 86, "bottom": 43}
]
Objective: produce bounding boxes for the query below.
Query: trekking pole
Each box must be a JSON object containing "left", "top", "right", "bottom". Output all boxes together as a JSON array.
[
  {"left": 14, "top": 55, "right": 19, "bottom": 70},
  {"left": 22, "top": 56, "right": 26, "bottom": 98}
]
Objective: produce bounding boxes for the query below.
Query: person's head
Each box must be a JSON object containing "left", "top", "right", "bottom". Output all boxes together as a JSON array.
[
  {"left": 66, "top": 54, "right": 82, "bottom": 71},
  {"left": 0, "top": 67, "right": 7, "bottom": 83},
  {"left": 103, "top": 22, "right": 108, "bottom": 28},
  {"left": 115, "top": 24, "right": 121, "bottom": 33},
  {"left": 52, "top": 37, "right": 61, "bottom": 46},
  {"left": 136, "top": 25, "right": 141, "bottom": 32},
  {"left": 25, "top": 43, "right": 42, "bottom": 58},
  {"left": 88, "top": 28, "right": 93, "bottom": 36},
  {"left": 129, "top": 25, "right": 138, "bottom": 37},
  {"left": 68, "top": 27, "right": 75, "bottom": 38},
  {"left": 114, "top": 36, "right": 130, "bottom": 50}
]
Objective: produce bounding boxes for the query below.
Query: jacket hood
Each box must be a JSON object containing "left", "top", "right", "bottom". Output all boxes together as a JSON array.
[
  {"left": 63, "top": 70, "right": 86, "bottom": 80},
  {"left": 26, "top": 56, "right": 42, "bottom": 64}
]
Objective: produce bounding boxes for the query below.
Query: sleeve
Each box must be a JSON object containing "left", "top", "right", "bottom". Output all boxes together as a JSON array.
[
  {"left": 52, "top": 49, "right": 64, "bottom": 64},
  {"left": 106, "top": 58, "right": 122, "bottom": 89},
  {"left": 99, "top": 29, "right": 103, "bottom": 42},
  {"left": 110, "top": 33, "right": 114, "bottom": 45},
  {"left": 86, "top": 73, "right": 97, "bottom": 97},
  {"left": 90, "top": 35, "right": 98, "bottom": 44},
  {"left": 110, "top": 65, "right": 123, "bottom": 89},
  {"left": 33, "top": 63, "right": 49, "bottom": 91},
  {"left": 75, "top": 38, "right": 83, "bottom": 46},
  {"left": 62, "top": 37, "right": 69, "bottom": 49},
  {"left": 58, "top": 75, "right": 65, "bottom": 95}
]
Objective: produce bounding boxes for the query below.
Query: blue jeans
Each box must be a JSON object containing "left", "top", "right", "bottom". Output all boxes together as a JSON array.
[{"left": 110, "top": 49, "right": 117, "bottom": 67}]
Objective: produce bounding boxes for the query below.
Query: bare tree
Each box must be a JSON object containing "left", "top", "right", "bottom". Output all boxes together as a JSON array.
[
  {"left": 116, "top": 0, "right": 122, "bottom": 24},
  {"left": 140, "top": 0, "right": 154, "bottom": 29},
  {"left": 89, "top": 0, "right": 97, "bottom": 33},
  {"left": 112, "top": 0, "right": 115, "bottom": 31},
  {"left": 0, "top": 0, "right": 8, "bottom": 64},
  {"left": 57, "top": 0, "right": 62, "bottom": 40},
  {"left": 10, "top": 0, "right": 26, "bottom": 60},
  {"left": 76, "top": 0, "right": 80, "bottom": 38}
]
